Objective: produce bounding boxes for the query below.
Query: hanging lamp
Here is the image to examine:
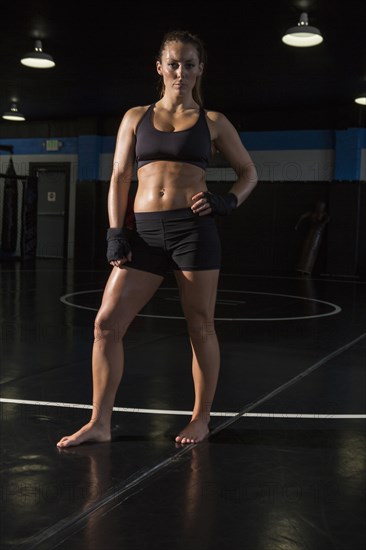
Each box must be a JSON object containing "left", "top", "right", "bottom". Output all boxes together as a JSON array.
[
  {"left": 282, "top": 12, "right": 323, "bottom": 47},
  {"left": 2, "top": 103, "right": 26, "bottom": 121},
  {"left": 20, "top": 40, "right": 55, "bottom": 69},
  {"left": 354, "top": 94, "right": 366, "bottom": 106}
]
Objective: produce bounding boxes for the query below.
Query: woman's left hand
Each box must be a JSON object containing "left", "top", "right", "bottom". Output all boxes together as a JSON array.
[
  {"left": 191, "top": 192, "right": 213, "bottom": 215},
  {"left": 191, "top": 191, "right": 238, "bottom": 216}
]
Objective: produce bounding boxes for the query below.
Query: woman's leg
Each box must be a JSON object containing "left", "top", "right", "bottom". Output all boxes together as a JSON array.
[
  {"left": 57, "top": 267, "right": 164, "bottom": 448},
  {"left": 174, "top": 269, "right": 220, "bottom": 444}
]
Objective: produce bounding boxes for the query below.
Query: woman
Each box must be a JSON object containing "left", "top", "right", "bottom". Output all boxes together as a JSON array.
[{"left": 57, "top": 30, "right": 258, "bottom": 448}]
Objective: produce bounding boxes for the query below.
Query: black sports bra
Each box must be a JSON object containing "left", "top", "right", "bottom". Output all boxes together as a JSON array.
[{"left": 135, "top": 104, "right": 212, "bottom": 170}]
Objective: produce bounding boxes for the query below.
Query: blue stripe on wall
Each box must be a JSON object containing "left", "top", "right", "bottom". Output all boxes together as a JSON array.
[
  {"left": 239, "top": 130, "right": 335, "bottom": 151},
  {"left": 1, "top": 129, "right": 365, "bottom": 182},
  {"left": 0, "top": 130, "right": 340, "bottom": 155},
  {"left": 101, "top": 136, "right": 117, "bottom": 154},
  {"left": 1, "top": 130, "right": 360, "bottom": 156},
  {"left": 77, "top": 135, "right": 102, "bottom": 180},
  {"left": 0, "top": 137, "right": 78, "bottom": 155},
  {"left": 334, "top": 129, "right": 362, "bottom": 180}
]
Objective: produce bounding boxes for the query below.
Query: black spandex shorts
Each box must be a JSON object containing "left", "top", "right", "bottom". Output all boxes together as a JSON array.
[{"left": 124, "top": 208, "right": 221, "bottom": 276}]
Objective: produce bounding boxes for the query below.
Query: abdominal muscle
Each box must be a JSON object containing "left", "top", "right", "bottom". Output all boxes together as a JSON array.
[{"left": 133, "top": 161, "right": 207, "bottom": 212}]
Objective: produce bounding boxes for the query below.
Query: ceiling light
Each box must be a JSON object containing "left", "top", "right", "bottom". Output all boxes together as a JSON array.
[
  {"left": 2, "top": 103, "right": 26, "bottom": 121},
  {"left": 20, "top": 40, "right": 55, "bottom": 69},
  {"left": 282, "top": 12, "right": 323, "bottom": 47},
  {"left": 354, "top": 95, "right": 366, "bottom": 106}
]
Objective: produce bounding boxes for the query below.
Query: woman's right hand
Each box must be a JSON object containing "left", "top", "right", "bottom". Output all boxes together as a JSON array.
[{"left": 106, "top": 228, "right": 132, "bottom": 268}]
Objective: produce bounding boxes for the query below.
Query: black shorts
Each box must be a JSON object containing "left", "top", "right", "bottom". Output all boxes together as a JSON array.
[{"left": 124, "top": 208, "right": 221, "bottom": 276}]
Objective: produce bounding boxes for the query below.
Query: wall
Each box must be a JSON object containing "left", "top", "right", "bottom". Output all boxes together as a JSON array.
[{"left": 1, "top": 127, "right": 365, "bottom": 276}]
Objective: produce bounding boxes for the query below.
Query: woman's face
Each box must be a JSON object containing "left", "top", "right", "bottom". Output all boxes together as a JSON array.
[{"left": 156, "top": 41, "right": 203, "bottom": 97}]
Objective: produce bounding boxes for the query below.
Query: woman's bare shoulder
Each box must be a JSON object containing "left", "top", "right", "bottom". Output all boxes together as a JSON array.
[
  {"left": 125, "top": 105, "right": 151, "bottom": 117},
  {"left": 204, "top": 109, "right": 234, "bottom": 140},
  {"left": 205, "top": 109, "right": 228, "bottom": 123},
  {"left": 119, "top": 105, "right": 151, "bottom": 131}
]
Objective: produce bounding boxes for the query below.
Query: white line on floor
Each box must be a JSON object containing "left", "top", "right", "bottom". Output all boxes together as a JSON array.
[{"left": 0, "top": 398, "right": 364, "bottom": 419}]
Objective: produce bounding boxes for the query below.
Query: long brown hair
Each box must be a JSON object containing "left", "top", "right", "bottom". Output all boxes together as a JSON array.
[{"left": 156, "top": 30, "right": 207, "bottom": 106}]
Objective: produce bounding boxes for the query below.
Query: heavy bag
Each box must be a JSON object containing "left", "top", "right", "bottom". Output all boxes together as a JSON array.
[{"left": 1, "top": 157, "right": 18, "bottom": 253}]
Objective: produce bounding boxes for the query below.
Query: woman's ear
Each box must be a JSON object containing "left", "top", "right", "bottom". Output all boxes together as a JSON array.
[
  {"left": 198, "top": 62, "right": 204, "bottom": 76},
  {"left": 156, "top": 61, "right": 163, "bottom": 75}
]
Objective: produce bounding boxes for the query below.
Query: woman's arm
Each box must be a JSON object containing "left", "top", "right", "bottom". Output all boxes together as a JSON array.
[
  {"left": 108, "top": 108, "right": 138, "bottom": 228},
  {"left": 212, "top": 112, "right": 258, "bottom": 205},
  {"left": 106, "top": 108, "right": 142, "bottom": 267}
]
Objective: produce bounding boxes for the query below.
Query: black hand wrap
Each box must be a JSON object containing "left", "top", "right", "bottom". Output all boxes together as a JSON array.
[
  {"left": 106, "top": 228, "right": 131, "bottom": 263},
  {"left": 203, "top": 191, "right": 238, "bottom": 216}
]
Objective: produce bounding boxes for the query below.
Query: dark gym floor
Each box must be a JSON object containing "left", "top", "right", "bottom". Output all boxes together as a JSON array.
[{"left": 1, "top": 259, "right": 365, "bottom": 550}]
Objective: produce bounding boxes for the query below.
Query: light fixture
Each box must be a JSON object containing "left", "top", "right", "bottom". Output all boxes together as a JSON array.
[
  {"left": 354, "top": 94, "right": 366, "bottom": 106},
  {"left": 20, "top": 39, "right": 55, "bottom": 69},
  {"left": 282, "top": 12, "right": 323, "bottom": 47},
  {"left": 2, "top": 103, "right": 26, "bottom": 121}
]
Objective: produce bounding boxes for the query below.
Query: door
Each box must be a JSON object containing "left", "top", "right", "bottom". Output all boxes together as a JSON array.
[{"left": 30, "top": 163, "right": 70, "bottom": 258}]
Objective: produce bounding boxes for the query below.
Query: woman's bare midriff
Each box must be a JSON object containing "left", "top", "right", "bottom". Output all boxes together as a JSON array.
[{"left": 134, "top": 161, "right": 207, "bottom": 212}]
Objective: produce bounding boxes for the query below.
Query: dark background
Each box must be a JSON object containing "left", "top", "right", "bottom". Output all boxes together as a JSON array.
[{"left": 1, "top": 0, "right": 365, "bottom": 133}]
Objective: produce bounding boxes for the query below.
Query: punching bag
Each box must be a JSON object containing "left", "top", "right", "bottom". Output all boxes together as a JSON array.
[
  {"left": 295, "top": 201, "right": 330, "bottom": 275},
  {"left": 1, "top": 157, "right": 18, "bottom": 253}
]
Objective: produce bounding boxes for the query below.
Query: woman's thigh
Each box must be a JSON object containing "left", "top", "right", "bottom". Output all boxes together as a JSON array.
[
  {"left": 96, "top": 267, "right": 164, "bottom": 330},
  {"left": 174, "top": 269, "right": 220, "bottom": 320}
]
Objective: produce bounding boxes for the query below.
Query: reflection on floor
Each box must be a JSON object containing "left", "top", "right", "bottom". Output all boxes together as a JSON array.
[{"left": 1, "top": 260, "right": 365, "bottom": 549}]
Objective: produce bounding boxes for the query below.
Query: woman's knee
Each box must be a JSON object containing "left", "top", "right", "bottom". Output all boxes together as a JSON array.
[
  {"left": 94, "top": 309, "right": 128, "bottom": 342},
  {"left": 185, "top": 314, "right": 216, "bottom": 342}
]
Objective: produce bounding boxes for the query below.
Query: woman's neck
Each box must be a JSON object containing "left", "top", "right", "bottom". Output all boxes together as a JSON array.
[{"left": 156, "top": 96, "right": 198, "bottom": 113}]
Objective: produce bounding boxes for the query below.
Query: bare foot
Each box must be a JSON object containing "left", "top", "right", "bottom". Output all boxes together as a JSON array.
[
  {"left": 56, "top": 421, "right": 111, "bottom": 448},
  {"left": 175, "top": 418, "right": 210, "bottom": 445}
]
